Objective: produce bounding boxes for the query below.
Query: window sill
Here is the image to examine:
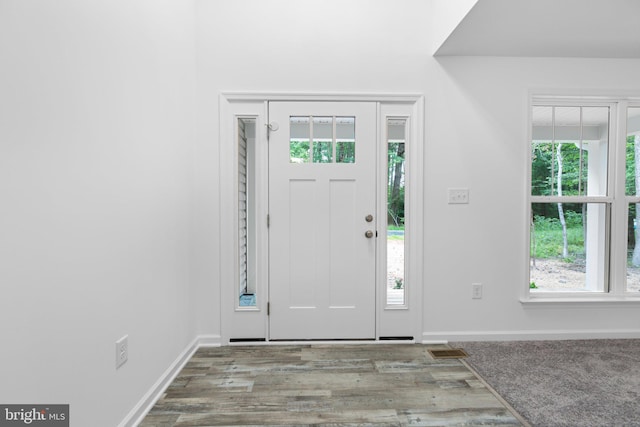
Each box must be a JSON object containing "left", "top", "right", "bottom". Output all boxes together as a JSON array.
[
  {"left": 521, "top": 294, "right": 640, "bottom": 306},
  {"left": 384, "top": 305, "right": 409, "bottom": 310}
]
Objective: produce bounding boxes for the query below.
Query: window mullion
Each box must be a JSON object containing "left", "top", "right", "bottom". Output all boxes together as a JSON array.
[
  {"left": 578, "top": 107, "right": 583, "bottom": 196},
  {"left": 611, "top": 101, "right": 628, "bottom": 295},
  {"left": 551, "top": 106, "right": 556, "bottom": 196}
]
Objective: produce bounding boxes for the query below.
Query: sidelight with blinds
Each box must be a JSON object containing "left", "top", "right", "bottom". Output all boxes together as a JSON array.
[{"left": 238, "top": 118, "right": 256, "bottom": 307}]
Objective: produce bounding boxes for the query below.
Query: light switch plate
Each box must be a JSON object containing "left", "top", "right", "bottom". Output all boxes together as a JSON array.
[
  {"left": 116, "top": 335, "right": 128, "bottom": 369},
  {"left": 448, "top": 188, "right": 469, "bottom": 204}
]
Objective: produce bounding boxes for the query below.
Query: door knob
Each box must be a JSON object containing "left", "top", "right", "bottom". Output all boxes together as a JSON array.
[
  {"left": 365, "top": 214, "right": 373, "bottom": 222},
  {"left": 365, "top": 230, "right": 374, "bottom": 238}
]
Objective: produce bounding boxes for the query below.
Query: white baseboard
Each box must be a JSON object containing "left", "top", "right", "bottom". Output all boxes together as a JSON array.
[
  {"left": 119, "top": 334, "right": 222, "bottom": 427},
  {"left": 197, "top": 334, "right": 223, "bottom": 347},
  {"left": 423, "top": 329, "right": 640, "bottom": 343}
]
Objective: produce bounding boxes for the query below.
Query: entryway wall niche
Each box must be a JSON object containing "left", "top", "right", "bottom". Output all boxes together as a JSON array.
[{"left": 219, "top": 93, "right": 425, "bottom": 344}]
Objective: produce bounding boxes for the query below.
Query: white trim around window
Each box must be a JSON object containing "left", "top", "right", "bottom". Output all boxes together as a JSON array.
[{"left": 524, "top": 95, "right": 640, "bottom": 303}]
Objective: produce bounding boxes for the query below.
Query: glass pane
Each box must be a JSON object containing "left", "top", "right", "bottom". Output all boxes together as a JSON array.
[
  {"left": 558, "top": 141, "right": 587, "bottom": 196},
  {"left": 238, "top": 118, "right": 257, "bottom": 307},
  {"left": 627, "top": 203, "right": 640, "bottom": 292},
  {"left": 531, "top": 106, "right": 554, "bottom": 196},
  {"left": 387, "top": 119, "right": 406, "bottom": 305},
  {"left": 530, "top": 202, "right": 607, "bottom": 293},
  {"left": 312, "top": 141, "right": 332, "bottom": 163},
  {"left": 312, "top": 117, "right": 332, "bottom": 163},
  {"left": 336, "top": 142, "right": 355, "bottom": 163},
  {"left": 531, "top": 106, "right": 609, "bottom": 197},
  {"left": 290, "top": 116, "right": 310, "bottom": 163},
  {"left": 336, "top": 117, "right": 355, "bottom": 163},
  {"left": 581, "top": 107, "right": 609, "bottom": 196},
  {"left": 626, "top": 107, "right": 640, "bottom": 196},
  {"left": 555, "top": 106, "right": 583, "bottom": 197}
]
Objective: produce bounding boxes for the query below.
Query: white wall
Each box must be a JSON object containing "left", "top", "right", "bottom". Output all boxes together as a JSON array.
[
  {"left": 193, "top": 0, "right": 432, "bottom": 341},
  {"left": 4, "top": 1, "right": 640, "bottom": 425},
  {"left": 425, "top": 57, "right": 640, "bottom": 340},
  {"left": 0, "top": 1, "right": 196, "bottom": 426},
  {"left": 195, "top": 0, "right": 640, "bottom": 343}
]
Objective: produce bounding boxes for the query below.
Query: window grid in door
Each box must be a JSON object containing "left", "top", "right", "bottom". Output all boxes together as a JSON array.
[{"left": 289, "top": 116, "right": 355, "bottom": 164}]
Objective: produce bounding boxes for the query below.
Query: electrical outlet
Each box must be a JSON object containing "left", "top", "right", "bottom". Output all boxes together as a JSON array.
[
  {"left": 472, "top": 283, "right": 483, "bottom": 299},
  {"left": 448, "top": 188, "right": 469, "bottom": 204},
  {"left": 116, "top": 335, "right": 128, "bottom": 369}
]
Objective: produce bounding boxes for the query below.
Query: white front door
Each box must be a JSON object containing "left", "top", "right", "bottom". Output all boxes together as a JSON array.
[{"left": 268, "top": 101, "right": 377, "bottom": 340}]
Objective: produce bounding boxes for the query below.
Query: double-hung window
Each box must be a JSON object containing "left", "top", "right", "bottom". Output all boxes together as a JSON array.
[{"left": 528, "top": 97, "right": 640, "bottom": 298}]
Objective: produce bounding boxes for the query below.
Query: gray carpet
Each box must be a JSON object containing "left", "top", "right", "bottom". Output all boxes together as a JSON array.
[{"left": 456, "top": 339, "right": 640, "bottom": 427}]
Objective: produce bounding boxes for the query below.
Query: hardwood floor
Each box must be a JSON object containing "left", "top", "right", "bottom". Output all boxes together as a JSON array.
[{"left": 139, "top": 344, "right": 523, "bottom": 426}]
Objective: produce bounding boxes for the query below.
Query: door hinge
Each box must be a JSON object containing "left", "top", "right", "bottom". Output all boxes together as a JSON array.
[
  {"left": 267, "top": 302, "right": 270, "bottom": 316},
  {"left": 267, "top": 214, "right": 270, "bottom": 228}
]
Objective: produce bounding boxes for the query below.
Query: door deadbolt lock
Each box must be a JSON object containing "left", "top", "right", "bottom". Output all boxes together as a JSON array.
[
  {"left": 365, "top": 230, "right": 374, "bottom": 238},
  {"left": 365, "top": 214, "right": 373, "bottom": 222}
]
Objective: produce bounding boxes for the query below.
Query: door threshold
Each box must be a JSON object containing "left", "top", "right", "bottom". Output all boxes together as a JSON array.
[{"left": 228, "top": 338, "right": 416, "bottom": 346}]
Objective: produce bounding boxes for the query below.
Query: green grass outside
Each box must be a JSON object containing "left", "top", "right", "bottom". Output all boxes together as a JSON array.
[
  {"left": 531, "top": 217, "right": 584, "bottom": 260},
  {"left": 387, "top": 224, "right": 404, "bottom": 241}
]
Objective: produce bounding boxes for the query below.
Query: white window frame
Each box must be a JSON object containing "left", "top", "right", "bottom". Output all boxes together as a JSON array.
[{"left": 525, "top": 96, "right": 640, "bottom": 304}]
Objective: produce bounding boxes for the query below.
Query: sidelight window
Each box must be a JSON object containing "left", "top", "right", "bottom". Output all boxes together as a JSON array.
[
  {"left": 386, "top": 118, "right": 406, "bottom": 305},
  {"left": 238, "top": 117, "right": 257, "bottom": 307}
]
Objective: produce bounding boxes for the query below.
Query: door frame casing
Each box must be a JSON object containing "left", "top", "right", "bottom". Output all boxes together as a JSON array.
[{"left": 219, "top": 93, "right": 425, "bottom": 344}]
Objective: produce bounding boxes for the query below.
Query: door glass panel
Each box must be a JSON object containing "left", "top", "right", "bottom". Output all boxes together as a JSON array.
[
  {"left": 336, "top": 142, "right": 355, "bottom": 163},
  {"left": 238, "top": 118, "right": 257, "bottom": 307},
  {"left": 290, "top": 116, "right": 356, "bottom": 164},
  {"left": 312, "top": 117, "right": 333, "bottom": 163},
  {"left": 336, "top": 117, "right": 355, "bottom": 163},
  {"left": 290, "top": 116, "right": 310, "bottom": 163},
  {"left": 386, "top": 118, "right": 406, "bottom": 305}
]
